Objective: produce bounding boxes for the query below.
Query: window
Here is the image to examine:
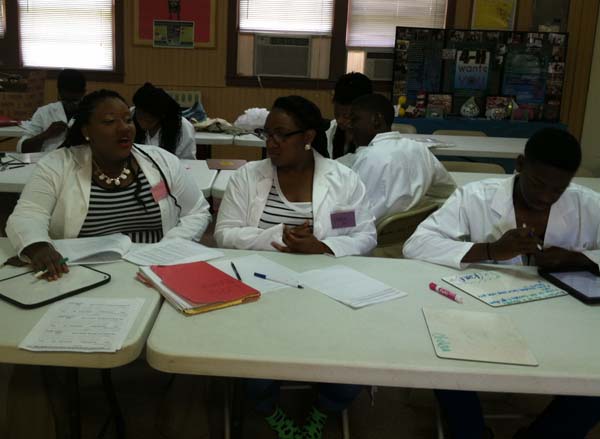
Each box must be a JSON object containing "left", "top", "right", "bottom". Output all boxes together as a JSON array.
[
  {"left": 228, "top": 0, "right": 451, "bottom": 87},
  {"left": 18, "top": 0, "right": 115, "bottom": 70},
  {"left": 0, "top": 0, "right": 5, "bottom": 38},
  {"left": 346, "top": 0, "right": 447, "bottom": 48},
  {"left": 239, "top": 0, "right": 334, "bottom": 35}
]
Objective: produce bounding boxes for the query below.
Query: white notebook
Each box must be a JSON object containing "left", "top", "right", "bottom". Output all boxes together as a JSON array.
[
  {"left": 423, "top": 307, "right": 538, "bottom": 366},
  {"left": 52, "top": 235, "right": 222, "bottom": 266}
]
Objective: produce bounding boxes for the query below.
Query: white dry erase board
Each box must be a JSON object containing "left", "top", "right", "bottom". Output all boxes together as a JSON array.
[
  {"left": 0, "top": 266, "right": 110, "bottom": 309},
  {"left": 442, "top": 270, "right": 566, "bottom": 307},
  {"left": 422, "top": 307, "right": 538, "bottom": 366}
]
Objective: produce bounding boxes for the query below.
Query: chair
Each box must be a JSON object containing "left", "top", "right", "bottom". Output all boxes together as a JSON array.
[
  {"left": 433, "top": 130, "right": 487, "bottom": 137},
  {"left": 441, "top": 161, "right": 506, "bottom": 174},
  {"left": 373, "top": 202, "right": 438, "bottom": 258},
  {"left": 391, "top": 123, "right": 417, "bottom": 134}
]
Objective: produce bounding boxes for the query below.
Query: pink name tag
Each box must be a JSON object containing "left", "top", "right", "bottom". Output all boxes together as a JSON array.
[
  {"left": 330, "top": 210, "right": 356, "bottom": 229},
  {"left": 151, "top": 181, "right": 168, "bottom": 202}
]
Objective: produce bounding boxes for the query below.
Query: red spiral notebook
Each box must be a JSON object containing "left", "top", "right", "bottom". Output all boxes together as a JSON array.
[{"left": 139, "top": 261, "right": 260, "bottom": 315}]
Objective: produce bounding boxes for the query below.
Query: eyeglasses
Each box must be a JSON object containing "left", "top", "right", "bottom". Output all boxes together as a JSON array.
[{"left": 255, "top": 129, "right": 304, "bottom": 144}]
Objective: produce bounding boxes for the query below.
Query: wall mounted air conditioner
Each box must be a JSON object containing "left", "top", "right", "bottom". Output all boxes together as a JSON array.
[
  {"left": 364, "top": 50, "right": 393, "bottom": 80},
  {"left": 254, "top": 35, "right": 311, "bottom": 77}
]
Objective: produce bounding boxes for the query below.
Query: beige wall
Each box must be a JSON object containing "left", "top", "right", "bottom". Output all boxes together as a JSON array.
[{"left": 580, "top": 7, "right": 600, "bottom": 175}]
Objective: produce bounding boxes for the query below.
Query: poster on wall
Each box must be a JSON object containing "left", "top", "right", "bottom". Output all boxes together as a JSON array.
[
  {"left": 472, "top": 0, "right": 517, "bottom": 30},
  {"left": 153, "top": 20, "right": 194, "bottom": 48},
  {"left": 455, "top": 50, "right": 490, "bottom": 90},
  {"left": 134, "top": 0, "right": 216, "bottom": 48}
]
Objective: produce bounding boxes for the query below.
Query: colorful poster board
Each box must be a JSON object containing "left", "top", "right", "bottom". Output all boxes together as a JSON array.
[
  {"left": 134, "top": 0, "right": 216, "bottom": 48},
  {"left": 392, "top": 28, "right": 568, "bottom": 121}
]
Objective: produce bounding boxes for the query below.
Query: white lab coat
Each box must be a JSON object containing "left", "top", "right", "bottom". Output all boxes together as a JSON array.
[
  {"left": 17, "top": 102, "right": 69, "bottom": 152},
  {"left": 7, "top": 144, "right": 211, "bottom": 256},
  {"left": 346, "top": 132, "right": 456, "bottom": 221},
  {"left": 214, "top": 151, "right": 377, "bottom": 257},
  {"left": 403, "top": 175, "right": 600, "bottom": 269},
  {"left": 325, "top": 119, "right": 337, "bottom": 159},
  {"left": 142, "top": 116, "right": 197, "bottom": 159}
]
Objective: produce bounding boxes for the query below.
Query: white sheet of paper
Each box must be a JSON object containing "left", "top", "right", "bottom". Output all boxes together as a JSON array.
[
  {"left": 210, "top": 254, "right": 301, "bottom": 293},
  {"left": 52, "top": 234, "right": 131, "bottom": 265},
  {"left": 442, "top": 270, "right": 567, "bottom": 307},
  {"left": 124, "top": 238, "right": 223, "bottom": 266},
  {"left": 19, "top": 298, "right": 144, "bottom": 353},
  {"left": 422, "top": 307, "right": 538, "bottom": 366},
  {"left": 299, "top": 265, "right": 407, "bottom": 308}
]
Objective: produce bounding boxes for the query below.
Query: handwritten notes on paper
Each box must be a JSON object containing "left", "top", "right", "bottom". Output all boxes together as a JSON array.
[
  {"left": 422, "top": 307, "right": 538, "bottom": 366},
  {"left": 442, "top": 270, "right": 567, "bottom": 307},
  {"left": 19, "top": 298, "right": 144, "bottom": 353}
]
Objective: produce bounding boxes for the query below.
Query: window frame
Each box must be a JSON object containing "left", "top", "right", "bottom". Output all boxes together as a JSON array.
[
  {"left": 1, "top": 0, "right": 124, "bottom": 82},
  {"left": 226, "top": 0, "right": 456, "bottom": 90}
]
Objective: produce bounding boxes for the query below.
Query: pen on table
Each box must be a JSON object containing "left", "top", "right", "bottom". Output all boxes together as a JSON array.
[
  {"left": 522, "top": 223, "right": 543, "bottom": 251},
  {"left": 34, "top": 257, "right": 69, "bottom": 278},
  {"left": 429, "top": 282, "right": 463, "bottom": 304},
  {"left": 253, "top": 272, "right": 303, "bottom": 289},
  {"left": 231, "top": 262, "right": 242, "bottom": 281}
]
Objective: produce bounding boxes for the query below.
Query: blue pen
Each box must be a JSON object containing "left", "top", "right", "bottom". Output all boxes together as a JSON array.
[
  {"left": 253, "top": 272, "right": 304, "bottom": 289},
  {"left": 523, "top": 223, "right": 543, "bottom": 251}
]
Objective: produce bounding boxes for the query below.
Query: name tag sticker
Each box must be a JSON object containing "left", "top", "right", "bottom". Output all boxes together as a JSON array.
[
  {"left": 151, "top": 181, "right": 168, "bottom": 202},
  {"left": 330, "top": 210, "right": 356, "bottom": 229}
]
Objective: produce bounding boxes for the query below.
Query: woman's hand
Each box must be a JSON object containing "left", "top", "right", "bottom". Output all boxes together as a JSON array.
[
  {"left": 272, "top": 221, "right": 332, "bottom": 254},
  {"left": 22, "top": 242, "right": 69, "bottom": 281}
]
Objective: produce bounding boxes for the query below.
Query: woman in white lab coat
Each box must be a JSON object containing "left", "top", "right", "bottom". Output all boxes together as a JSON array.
[
  {"left": 404, "top": 128, "right": 600, "bottom": 439},
  {"left": 215, "top": 96, "right": 376, "bottom": 257},
  {"left": 7, "top": 89, "right": 211, "bottom": 280},
  {"left": 132, "top": 82, "right": 197, "bottom": 159},
  {"left": 216, "top": 95, "right": 374, "bottom": 439}
]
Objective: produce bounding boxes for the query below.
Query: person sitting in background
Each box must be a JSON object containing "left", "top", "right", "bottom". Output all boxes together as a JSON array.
[
  {"left": 7, "top": 89, "right": 211, "bottom": 280},
  {"left": 132, "top": 82, "right": 197, "bottom": 159},
  {"left": 215, "top": 95, "right": 376, "bottom": 257},
  {"left": 326, "top": 72, "right": 373, "bottom": 159},
  {"left": 18, "top": 68, "right": 86, "bottom": 153},
  {"left": 343, "top": 93, "right": 455, "bottom": 221},
  {"left": 403, "top": 128, "right": 600, "bottom": 439}
]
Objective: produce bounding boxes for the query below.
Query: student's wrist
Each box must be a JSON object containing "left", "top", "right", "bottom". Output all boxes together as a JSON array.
[{"left": 486, "top": 242, "right": 495, "bottom": 261}]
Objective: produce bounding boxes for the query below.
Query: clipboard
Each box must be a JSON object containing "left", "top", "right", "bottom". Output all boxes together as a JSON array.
[{"left": 0, "top": 265, "right": 111, "bottom": 309}]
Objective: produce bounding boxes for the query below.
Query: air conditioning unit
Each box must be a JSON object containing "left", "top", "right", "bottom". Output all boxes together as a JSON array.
[
  {"left": 364, "top": 50, "right": 393, "bottom": 80},
  {"left": 254, "top": 35, "right": 311, "bottom": 77}
]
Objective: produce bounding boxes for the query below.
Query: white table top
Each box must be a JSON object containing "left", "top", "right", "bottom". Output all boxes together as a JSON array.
[
  {"left": 0, "top": 239, "right": 161, "bottom": 368},
  {"left": 230, "top": 133, "right": 526, "bottom": 159},
  {"left": 194, "top": 132, "right": 235, "bottom": 145},
  {"left": 451, "top": 172, "right": 600, "bottom": 192},
  {"left": 0, "top": 126, "right": 24, "bottom": 138},
  {"left": 146, "top": 249, "right": 600, "bottom": 397},
  {"left": 0, "top": 157, "right": 217, "bottom": 197}
]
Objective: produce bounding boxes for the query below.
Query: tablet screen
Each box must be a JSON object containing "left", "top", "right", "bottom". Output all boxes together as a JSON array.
[{"left": 549, "top": 271, "right": 600, "bottom": 299}]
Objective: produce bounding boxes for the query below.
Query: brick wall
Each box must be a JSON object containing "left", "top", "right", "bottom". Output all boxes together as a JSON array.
[{"left": 0, "top": 71, "right": 46, "bottom": 120}]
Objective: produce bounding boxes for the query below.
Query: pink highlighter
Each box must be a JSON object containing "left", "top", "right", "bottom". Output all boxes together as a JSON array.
[{"left": 429, "top": 282, "right": 463, "bottom": 304}]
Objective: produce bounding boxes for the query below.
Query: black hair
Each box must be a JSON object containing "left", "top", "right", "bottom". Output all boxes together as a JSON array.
[
  {"left": 272, "top": 95, "right": 330, "bottom": 158},
  {"left": 524, "top": 128, "right": 581, "bottom": 172},
  {"left": 63, "top": 89, "right": 128, "bottom": 148},
  {"left": 351, "top": 93, "right": 395, "bottom": 128},
  {"left": 132, "top": 83, "right": 182, "bottom": 155},
  {"left": 57, "top": 69, "right": 86, "bottom": 93},
  {"left": 333, "top": 72, "right": 373, "bottom": 105}
]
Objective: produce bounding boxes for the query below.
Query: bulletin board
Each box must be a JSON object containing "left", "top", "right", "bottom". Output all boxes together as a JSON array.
[
  {"left": 392, "top": 27, "right": 568, "bottom": 121},
  {"left": 134, "top": 0, "right": 216, "bottom": 48}
]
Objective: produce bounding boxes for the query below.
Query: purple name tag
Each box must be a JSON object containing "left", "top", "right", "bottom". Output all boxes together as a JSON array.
[{"left": 330, "top": 210, "right": 356, "bottom": 229}]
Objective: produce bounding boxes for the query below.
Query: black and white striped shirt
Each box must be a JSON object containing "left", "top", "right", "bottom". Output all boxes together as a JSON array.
[
  {"left": 79, "top": 171, "right": 164, "bottom": 243},
  {"left": 258, "top": 179, "right": 313, "bottom": 230}
]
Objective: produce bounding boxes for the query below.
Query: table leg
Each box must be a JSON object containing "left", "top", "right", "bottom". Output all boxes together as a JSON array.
[{"left": 101, "top": 368, "right": 126, "bottom": 439}]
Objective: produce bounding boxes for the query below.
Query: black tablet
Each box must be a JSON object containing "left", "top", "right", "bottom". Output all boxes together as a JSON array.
[{"left": 539, "top": 269, "right": 600, "bottom": 305}]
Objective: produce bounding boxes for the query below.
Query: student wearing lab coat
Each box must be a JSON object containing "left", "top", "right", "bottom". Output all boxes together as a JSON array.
[
  {"left": 325, "top": 72, "right": 373, "bottom": 159},
  {"left": 132, "top": 82, "right": 197, "bottom": 159},
  {"left": 216, "top": 95, "right": 373, "bottom": 439},
  {"left": 7, "top": 89, "right": 211, "bottom": 280},
  {"left": 404, "top": 128, "right": 600, "bottom": 439},
  {"left": 343, "top": 93, "right": 456, "bottom": 221},
  {"left": 17, "top": 69, "right": 86, "bottom": 153},
  {"left": 215, "top": 95, "right": 376, "bottom": 258}
]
